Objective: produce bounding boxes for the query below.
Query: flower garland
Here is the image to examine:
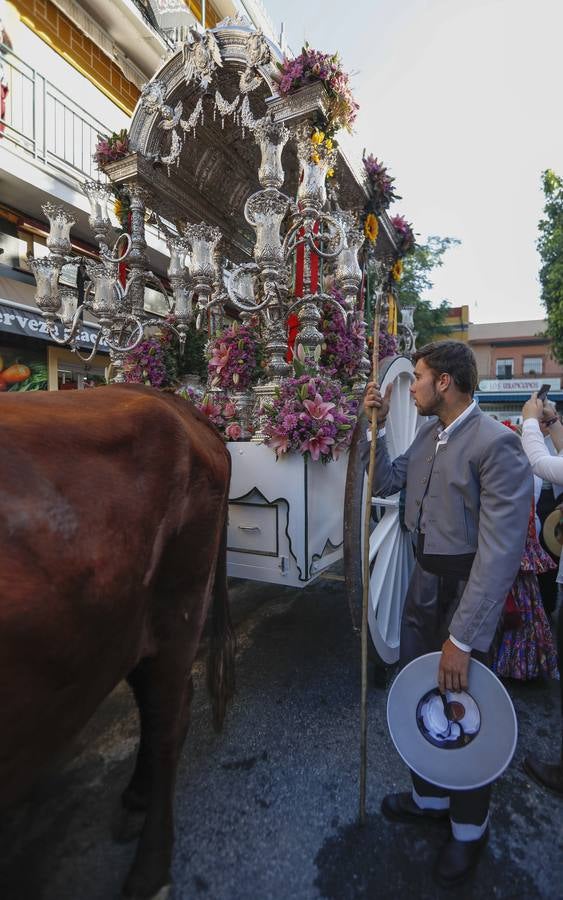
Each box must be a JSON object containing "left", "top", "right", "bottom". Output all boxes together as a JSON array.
[
  {"left": 319, "top": 294, "right": 365, "bottom": 384},
  {"left": 277, "top": 45, "right": 359, "bottom": 137},
  {"left": 390, "top": 214, "right": 416, "bottom": 256},
  {"left": 262, "top": 375, "right": 358, "bottom": 463},
  {"left": 207, "top": 322, "right": 263, "bottom": 391},
  {"left": 93, "top": 129, "right": 130, "bottom": 168}
]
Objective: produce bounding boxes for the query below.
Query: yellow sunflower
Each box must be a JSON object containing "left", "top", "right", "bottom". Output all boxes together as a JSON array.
[
  {"left": 364, "top": 212, "right": 379, "bottom": 243},
  {"left": 391, "top": 259, "right": 404, "bottom": 281}
]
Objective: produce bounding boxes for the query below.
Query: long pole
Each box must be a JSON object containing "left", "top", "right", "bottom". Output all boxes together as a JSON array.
[{"left": 359, "top": 286, "right": 383, "bottom": 825}]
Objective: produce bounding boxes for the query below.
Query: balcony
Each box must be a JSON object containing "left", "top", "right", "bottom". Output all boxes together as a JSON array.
[{"left": 1, "top": 43, "right": 110, "bottom": 188}]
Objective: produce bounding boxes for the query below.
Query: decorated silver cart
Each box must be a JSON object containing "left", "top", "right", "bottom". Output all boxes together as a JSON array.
[{"left": 28, "top": 19, "right": 419, "bottom": 664}]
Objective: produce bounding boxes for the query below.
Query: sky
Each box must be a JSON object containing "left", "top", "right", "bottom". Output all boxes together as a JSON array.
[{"left": 262, "top": 0, "right": 563, "bottom": 324}]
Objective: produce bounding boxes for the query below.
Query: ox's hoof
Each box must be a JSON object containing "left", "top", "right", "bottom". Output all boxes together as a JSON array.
[{"left": 112, "top": 804, "right": 146, "bottom": 844}]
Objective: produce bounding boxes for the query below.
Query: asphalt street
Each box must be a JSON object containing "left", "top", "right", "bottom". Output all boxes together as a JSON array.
[{"left": 1, "top": 573, "right": 562, "bottom": 900}]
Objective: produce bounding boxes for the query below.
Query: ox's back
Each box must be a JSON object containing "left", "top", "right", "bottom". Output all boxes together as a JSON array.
[{"left": 0, "top": 384, "right": 230, "bottom": 807}]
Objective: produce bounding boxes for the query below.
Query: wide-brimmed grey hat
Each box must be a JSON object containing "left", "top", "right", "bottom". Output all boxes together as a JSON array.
[{"left": 387, "top": 652, "right": 517, "bottom": 790}]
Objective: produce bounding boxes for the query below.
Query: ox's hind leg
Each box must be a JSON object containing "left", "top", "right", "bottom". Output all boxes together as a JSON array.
[{"left": 121, "top": 595, "right": 206, "bottom": 900}]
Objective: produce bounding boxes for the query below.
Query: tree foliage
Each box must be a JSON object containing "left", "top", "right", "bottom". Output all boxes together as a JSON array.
[
  {"left": 396, "top": 235, "right": 460, "bottom": 348},
  {"left": 538, "top": 169, "right": 563, "bottom": 361}
]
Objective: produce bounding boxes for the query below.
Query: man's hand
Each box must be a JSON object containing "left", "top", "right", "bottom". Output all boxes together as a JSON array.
[
  {"left": 438, "top": 638, "right": 470, "bottom": 693},
  {"left": 363, "top": 381, "right": 393, "bottom": 423},
  {"left": 522, "top": 392, "right": 543, "bottom": 422}
]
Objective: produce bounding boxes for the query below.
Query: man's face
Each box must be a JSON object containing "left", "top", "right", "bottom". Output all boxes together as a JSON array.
[{"left": 410, "top": 358, "right": 442, "bottom": 416}]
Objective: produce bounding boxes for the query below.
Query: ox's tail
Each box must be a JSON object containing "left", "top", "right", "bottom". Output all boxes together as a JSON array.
[{"left": 207, "top": 511, "right": 236, "bottom": 732}]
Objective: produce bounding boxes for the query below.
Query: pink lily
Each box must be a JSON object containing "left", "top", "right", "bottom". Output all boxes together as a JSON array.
[
  {"left": 209, "top": 343, "right": 231, "bottom": 372},
  {"left": 301, "top": 433, "right": 335, "bottom": 461},
  {"left": 303, "top": 392, "right": 336, "bottom": 421},
  {"left": 200, "top": 397, "right": 222, "bottom": 419},
  {"left": 269, "top": 428, "right": 290, "bottom": 456}
]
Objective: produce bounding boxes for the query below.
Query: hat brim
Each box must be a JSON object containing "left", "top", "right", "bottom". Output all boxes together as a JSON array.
[
  {"left": 542, "top": 509, "right": 563, "bottom": 558},
  {"left": 387, "top": 653, "right": 517, "bottom": 791}
]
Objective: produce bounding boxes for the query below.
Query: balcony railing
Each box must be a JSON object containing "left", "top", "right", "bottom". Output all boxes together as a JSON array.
[{"left": 0, "top": 44, "right": 110, "bottom": 185}]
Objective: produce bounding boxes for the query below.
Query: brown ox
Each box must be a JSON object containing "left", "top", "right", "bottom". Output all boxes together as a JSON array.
[{"left": 0, "top": 384, "right": 234, "bottom": 899}]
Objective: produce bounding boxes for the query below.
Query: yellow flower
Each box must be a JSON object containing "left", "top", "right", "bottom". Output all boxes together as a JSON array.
[
  {"left": 391, "top": 259, "right": 404, "bottom": 281},
  {"left": 114, "top": 199, "right": 122, "bottom": 219},
  {"left": 324, "top": 138, "right": 333, "bottom": 150},
  {"left": 311, "top": 151, "right": 321, "bottom": 165},
  {"left": 327, "top": 168, "right": 335, "bottom": 178},
  {"left": 364, "top": 212, "right": 379, "bottom": 243},
  {"left": 311, "top": 130, "right": 325, "bottom": 145}
]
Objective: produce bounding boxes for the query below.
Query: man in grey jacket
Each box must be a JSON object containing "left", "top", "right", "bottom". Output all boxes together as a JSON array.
[{"left": 363, "top": 340, "right": 532, "bottom": 887}]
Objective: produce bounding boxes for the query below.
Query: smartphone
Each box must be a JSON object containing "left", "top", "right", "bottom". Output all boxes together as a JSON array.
[{"left": 537, "top": 383, "right": 551, "bottom": 401}]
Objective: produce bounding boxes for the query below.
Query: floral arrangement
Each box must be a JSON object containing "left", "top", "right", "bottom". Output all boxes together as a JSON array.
[
  {"left": 310, "top": 129, "right": 335, "bottom": 177},
  {"left": 208, "top": 322, "right": 263, "bottom": 391},
  {"left": 262, "top": 374, "right": 358, "bottom": 463},
  {"left": 277, "top": 45, "right": 359, "bottom": 137},
  {"left": 178, "top": 391, "right": 249, "bottom": 442},
  {"left": 319, "top": 294, "right": 365, "bottom": 384},
  {"left": 377, "top": 330, "right": 399, "bottom": 361},
  {"left": 390, "top": 214, "right": 416, "bottom": 256},
  {"left": 94, "top": 129, "right": 130, "bottom": 168},
  {"left": 123, "top": 336, "right": 170, "bottom": 389},
  {"left": 363, "top": 155, "right": 400, "bottom": 213}
]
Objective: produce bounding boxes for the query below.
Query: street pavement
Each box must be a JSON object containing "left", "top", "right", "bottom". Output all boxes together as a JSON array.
[{"left": 1, "top": 573, "right": 562, "bottom": 900}]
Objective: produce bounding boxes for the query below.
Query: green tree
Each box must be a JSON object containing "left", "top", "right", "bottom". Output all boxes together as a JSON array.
[
  {"left": 396, "top": 235, "right": 460, "bottom": 347},
  {"left": 538, "top": 169, "right": 563, "bottom": 361}
]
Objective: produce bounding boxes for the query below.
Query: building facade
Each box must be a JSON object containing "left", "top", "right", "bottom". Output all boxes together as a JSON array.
[
  {"left": 0, "top": 0, "right": 269, "bottom": 390},
  {"left": 469, "top": 319, "right": 563, "bottom": 421}
]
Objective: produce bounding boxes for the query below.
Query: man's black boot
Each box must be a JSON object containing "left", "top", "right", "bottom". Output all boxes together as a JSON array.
[
  {"left": 381, "top": 792, "right": 449, "bottom": 825},
  {"left": 433, "top": 828, "right": 489, "bottom": 888}
]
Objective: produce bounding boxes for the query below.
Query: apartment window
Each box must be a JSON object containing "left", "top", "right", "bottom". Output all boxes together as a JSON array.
[
  {"left": 523, "top": 356, "right": 543, "bottom": 375},
  {"left": 496, "top": 358, "right": 513, "bottom": 378}
]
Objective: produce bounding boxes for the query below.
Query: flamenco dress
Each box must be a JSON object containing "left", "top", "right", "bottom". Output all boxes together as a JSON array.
[{"left": 495, "top": 503, "right": 559, "bottom": 680}]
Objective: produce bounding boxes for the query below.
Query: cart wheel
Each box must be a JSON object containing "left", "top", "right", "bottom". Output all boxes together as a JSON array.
[{"left": 344, "top": 355, "right": 418, "bottom": 664}]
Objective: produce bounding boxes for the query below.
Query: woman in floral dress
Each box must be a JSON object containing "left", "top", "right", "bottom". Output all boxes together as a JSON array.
[{"left": 495, "top": 497, "right": 559, "bottom": 680}]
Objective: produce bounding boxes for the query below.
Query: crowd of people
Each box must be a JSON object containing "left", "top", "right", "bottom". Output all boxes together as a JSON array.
[{"left": 363, "top": 340, "right": 561, "bottom": 889}]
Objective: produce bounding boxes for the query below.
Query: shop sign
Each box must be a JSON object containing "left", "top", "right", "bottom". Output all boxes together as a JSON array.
[
  {"left": 479, "top": 378, "right": 561, "bottom": 392},
  {"left": 0, "top": 299, "right": 108, "bottom": 351}
]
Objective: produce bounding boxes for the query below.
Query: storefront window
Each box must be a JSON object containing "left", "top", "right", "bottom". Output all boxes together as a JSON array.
[
  {"left": 48, "top": 346, "right": 107, "bottom": 390},
  {"left": 0, "top": 341, "right": 47, "bottom": 391}
]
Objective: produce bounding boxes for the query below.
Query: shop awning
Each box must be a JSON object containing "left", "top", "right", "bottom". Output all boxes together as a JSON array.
[
  {"left": 0, "top": 283, "right": 109, "bottom": 353},
  {"left": 476, "top": 392, "right": 563, "bottom": 404}
]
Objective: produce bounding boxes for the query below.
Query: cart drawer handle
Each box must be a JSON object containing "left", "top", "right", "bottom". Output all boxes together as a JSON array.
[{"left": 238, "top": 525, "right": 261, "bottom": 533}]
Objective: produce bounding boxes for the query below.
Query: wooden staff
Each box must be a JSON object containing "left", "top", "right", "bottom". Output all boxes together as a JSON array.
[{"left": 359, "top": 285, "right": 384, "bottom": 825}]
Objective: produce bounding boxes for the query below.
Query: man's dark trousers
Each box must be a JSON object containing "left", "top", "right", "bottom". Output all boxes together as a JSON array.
[{"left": 399, "top": 562, "right": 492, "bottom": 832}]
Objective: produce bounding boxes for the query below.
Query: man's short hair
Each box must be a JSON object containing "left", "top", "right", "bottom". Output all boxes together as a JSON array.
[{"left": 413, "top": 341, "right": 478, "bottom": 396}]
